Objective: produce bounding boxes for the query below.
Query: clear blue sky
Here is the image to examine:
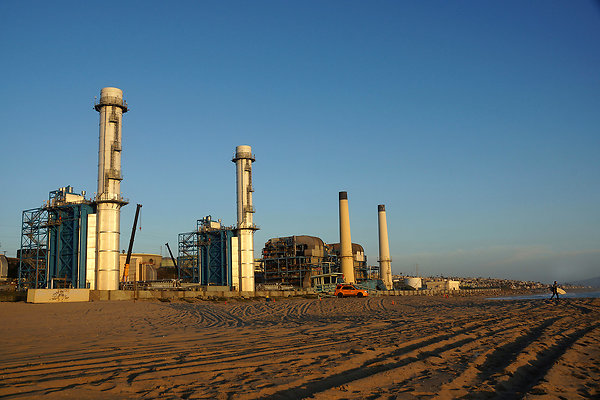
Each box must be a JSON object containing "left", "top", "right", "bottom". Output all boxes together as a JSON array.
[{"left": 1, "top": 1, "right": 599, "bottom": 283}]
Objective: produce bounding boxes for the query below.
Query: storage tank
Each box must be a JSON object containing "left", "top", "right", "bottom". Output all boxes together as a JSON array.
[{"left": 405, "top": 277, "right": 422, "bottom": 290}]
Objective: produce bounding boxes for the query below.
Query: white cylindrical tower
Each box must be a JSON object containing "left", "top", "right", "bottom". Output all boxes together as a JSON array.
[
  {"left": 339, "top": 191, "right": 355, "bottom": 283},
  {"left": 232, "top": 145, "right": 257, "bottom": 292},
  {"left": 94, "top": 87, "right": 128, "bottom": 290},
  {"left": 378, "top": 204, "right": 393, "bottom": 290}
]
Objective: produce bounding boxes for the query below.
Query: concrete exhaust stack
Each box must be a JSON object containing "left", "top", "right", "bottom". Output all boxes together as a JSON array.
[
  {"left": 94, "top": 87, "right": 128, "bottom": 290},
  {"left": 378, "top": 204, "right": 393, "bottom": 290},
  {"left": 339, "top": 191, "right": 355, "bottom": 283},
  {"left": 232, "top": 145, "right": 257, "bottom": 291}
]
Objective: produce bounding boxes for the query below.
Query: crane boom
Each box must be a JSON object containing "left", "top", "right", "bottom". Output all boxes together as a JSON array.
[
  {"left": 165, "top": 242, "right": 179, "bottom": 276},
  {"left": 122, "top": 204, "right": 142, "bottom": 282}
]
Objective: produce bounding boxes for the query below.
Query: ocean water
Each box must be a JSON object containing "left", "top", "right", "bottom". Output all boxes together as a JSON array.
[{"left": 488, "top": 291, "right": 600, "bottom": 301}]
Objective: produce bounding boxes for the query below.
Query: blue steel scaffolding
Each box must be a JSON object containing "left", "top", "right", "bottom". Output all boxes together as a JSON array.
[
  {"left": 47, "top": 192, "right": 94, "bottom": 288},
  {"left": 198, "top": 227, "right": 233, "bottom": 286},
  {"left": 19, "top": 208, "right": 49, "bottom": 289},
  {"left": 19, "top": 187, "right": 94, "bottom": 289},
  {"left": 177, "top": 216, "right": 235, "bottom": 286},
  {"left": 178, "top": 231, "right": 199, "bottom": 282}
]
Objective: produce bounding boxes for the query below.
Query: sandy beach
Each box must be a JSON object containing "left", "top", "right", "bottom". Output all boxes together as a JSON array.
[{"left": 0, "top": 295, "right": 598, "bottom": 399}]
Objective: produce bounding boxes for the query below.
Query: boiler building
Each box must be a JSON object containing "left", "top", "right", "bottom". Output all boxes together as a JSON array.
[{"left": 259, "top": 236, "right": 367, "bottom": 288}]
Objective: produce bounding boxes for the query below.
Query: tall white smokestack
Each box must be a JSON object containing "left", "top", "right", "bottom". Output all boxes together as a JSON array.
[
  {"left": 339, "top": 191, "right": 355, "bottom": 283},
  {"left": 378, "top": 204, "right": 393, "bottom": 290},
  {"left": 94, "top": 87, "right": 128, "bottom": 290},
  {"left": 232, "top": 145, "right": 257, "bottom": 292}
]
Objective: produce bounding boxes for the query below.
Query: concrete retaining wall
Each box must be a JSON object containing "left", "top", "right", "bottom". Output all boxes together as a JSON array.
[
  {"left": 85, "top": 289, "right": 316, "bottom": 301},
  {"left": 27, "top": 287, "right": 499, "bottom": 303},
  {"left": 371, "top": 288, "right": 500, "bottom": 296},
  {"left": 27, "top": 289, "right": 90, "bottom": 303}
]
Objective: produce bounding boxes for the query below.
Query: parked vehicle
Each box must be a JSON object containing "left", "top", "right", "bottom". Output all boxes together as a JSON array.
[{"left": 334, "top": 284, "right": 368, "bottom": 298}]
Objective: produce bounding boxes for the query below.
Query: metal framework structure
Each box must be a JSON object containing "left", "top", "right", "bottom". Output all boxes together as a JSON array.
[
  {"left": 326, "top": 243, "right": 369, "bottom": 281},
  {"left": 177, "top": 231, "right": 199, "bottom": 282},
  {"left": 177, "top": 217, "right": 235, "bottom": 286},
  {"left": 198, "top": 226, "right": 233, "bottom": 286},
  {"left": 47, "top": 205, "right": 94, "bottom": 288},
  {"left": 261, "top": 236, "right": 337, "bottom": 288},
  {"left": 19, "top": 208, "right": 49, "bottom": 289},
  {"left": 19, "top": 187, "right": 94, "bottom": 289}
]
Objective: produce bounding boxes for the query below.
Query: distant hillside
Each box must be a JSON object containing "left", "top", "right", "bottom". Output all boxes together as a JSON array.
[{"left": 567, "top": 276, "right": 600, "bottom": 288}]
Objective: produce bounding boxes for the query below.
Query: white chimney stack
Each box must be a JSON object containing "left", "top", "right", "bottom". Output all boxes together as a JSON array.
[
  {"left": 94, "top": 87, "right": 128, "bottom": 290},
  {"left": 339, "top": 191, "right": 355, "bottom": 283},
  {"left": 232, "top": 145, "right": 257, "bottom": 292},
  {"left": 378, "top": 204, "right": 392, "bottom": 290}
]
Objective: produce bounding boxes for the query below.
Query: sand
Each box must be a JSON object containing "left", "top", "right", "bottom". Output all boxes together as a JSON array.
[{"left": 0, "top": 295, "right": 598, "bottom": 399}]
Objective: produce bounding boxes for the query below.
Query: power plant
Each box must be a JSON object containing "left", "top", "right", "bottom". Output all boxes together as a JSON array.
[{"left": 16, "top": 87, "right": 395, "bottom": 295}]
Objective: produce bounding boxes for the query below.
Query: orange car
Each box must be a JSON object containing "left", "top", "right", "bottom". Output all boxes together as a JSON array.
[{"left": 334, "top": 284, "right": 368, "bottom": 298}]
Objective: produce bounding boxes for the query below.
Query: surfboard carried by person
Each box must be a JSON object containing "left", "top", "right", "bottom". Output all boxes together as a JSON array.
[{"left": 550, "top": 281, "right": 565, "bottom": 301}]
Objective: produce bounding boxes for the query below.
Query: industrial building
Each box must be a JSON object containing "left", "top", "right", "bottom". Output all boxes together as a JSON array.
[
  {"left": 178, "top": 216, "right": 236, "bottom": 286},
  {"left": 426, "top": 280, "right": 460, "bottom": 291},
  {"left": 259, "top": 235, "right": 368, "bottom": 289},
  {"left": 119, "top": 253, "right": 161, "bottom": 282},
  {"left": 326, "top": 242, "right": 368, "bottom": 281},
  {"left": 260, "top": 235, "right": 333, "bottom": 288},
  {"left": 19, "top": 186, "right": 96, "bottom": 288}
]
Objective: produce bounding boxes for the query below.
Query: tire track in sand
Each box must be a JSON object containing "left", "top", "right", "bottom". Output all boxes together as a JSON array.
[{"left": 259, "top": 316, "right": 531, "bottom": 400}]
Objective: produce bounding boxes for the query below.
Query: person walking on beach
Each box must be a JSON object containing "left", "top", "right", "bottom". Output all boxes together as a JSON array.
[{"left": 550, "top": 281, "right": 559, "bottom": 300}]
